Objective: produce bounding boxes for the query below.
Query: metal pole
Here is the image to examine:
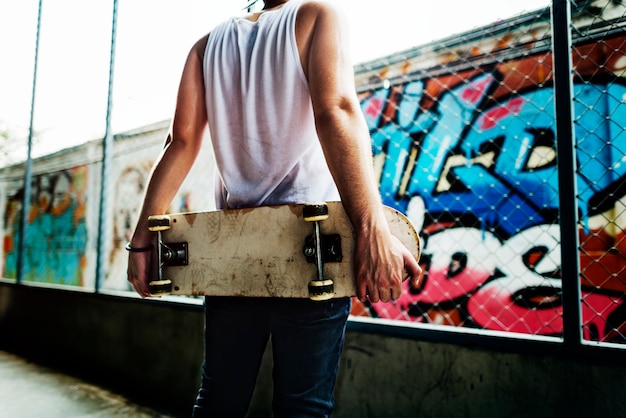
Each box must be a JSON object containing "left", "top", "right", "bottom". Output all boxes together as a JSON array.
[
  {"left": 551, "top": 0, "right": 583, "bottom": 347},
  {"left": 17, "top": 0, "right": 43, "bottom": 283},
  {"left": 95, "top": 0, "right": 118, "bottom": 291},
  {"left": 247, "top": 0, "right": 259, "bottom": 12}
]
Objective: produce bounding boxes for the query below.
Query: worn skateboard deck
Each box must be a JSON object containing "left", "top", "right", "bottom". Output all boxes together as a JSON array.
[{"left": 148, "top": 202, "right": 420, "bottom": 299}]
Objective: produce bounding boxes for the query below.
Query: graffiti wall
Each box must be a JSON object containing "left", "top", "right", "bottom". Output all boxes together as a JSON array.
[
  {"left": 2, "top": 3, "right": 626, "bottom": 344},
  {"left": 1, "top": 123, "right": 216, "bottom": 291},
  {"left": 353, "top": 25, "right": 626, "bottom": 342},
  {"left": 2, "top": 166, "right": 88, "bottom": 286}
]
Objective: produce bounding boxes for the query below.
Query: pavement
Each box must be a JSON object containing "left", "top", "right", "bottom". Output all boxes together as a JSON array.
[{"left": 0, "top": 350, "right": 177, "bottom": 418}]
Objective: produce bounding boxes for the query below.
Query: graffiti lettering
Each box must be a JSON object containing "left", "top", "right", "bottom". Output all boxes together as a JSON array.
[{"left": 359, "top": 44, "right": 626, "bottom": 342}]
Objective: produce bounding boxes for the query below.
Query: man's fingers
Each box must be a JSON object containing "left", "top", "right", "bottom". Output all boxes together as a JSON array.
[
  {"left": 368, "top": 287, "right": 380, "bottom": 303},
  {"left": 129, "top": 276, "right": 148, "bottom": 298},
  {"left": 404, "top": 252, "right": 423, "bottom": 288},
  {"left": 391, "top": 285, "right": 402, "bottom": 301},
  {"left": 357, "top": 280, "right": 368, "bottom": 303}
]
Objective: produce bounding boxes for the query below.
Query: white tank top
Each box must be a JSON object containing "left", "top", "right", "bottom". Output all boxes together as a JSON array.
[{"left": 203, "top": 0, "right": 339, "bottom": 209}]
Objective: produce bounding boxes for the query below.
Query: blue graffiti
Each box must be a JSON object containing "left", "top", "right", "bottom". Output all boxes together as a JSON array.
[{"left": 362, "top": 73, "right": 626, "bottom": 239}]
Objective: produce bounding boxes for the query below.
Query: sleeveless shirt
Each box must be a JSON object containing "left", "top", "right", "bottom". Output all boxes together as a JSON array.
[{"left": 203, "top": 0, "right": 339, "bottom": 209}]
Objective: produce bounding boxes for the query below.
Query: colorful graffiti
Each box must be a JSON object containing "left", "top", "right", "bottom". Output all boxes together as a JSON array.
[
  {"left": 355, "top": 35, "right": 626, "bottom": 342},
  {"left": 2, "top": 166, "right": 88, "bottom": 286},
  {"left": 2, "top": 6, "right": 625, "bottom": 346}
]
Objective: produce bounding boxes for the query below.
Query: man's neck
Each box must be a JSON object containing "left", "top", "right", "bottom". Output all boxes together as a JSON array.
[{"left": 263, "top": 0, "right": 289, "bottom": 10}]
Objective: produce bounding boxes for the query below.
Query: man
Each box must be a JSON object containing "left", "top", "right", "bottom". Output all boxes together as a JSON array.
[{"left": 127, "top": 0, "right": 422, "bottom": 416}]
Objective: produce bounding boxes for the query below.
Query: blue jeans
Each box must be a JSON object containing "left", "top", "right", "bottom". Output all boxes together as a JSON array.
[{"left": 191, "top": 296, "right": 351, "bottom": 418}]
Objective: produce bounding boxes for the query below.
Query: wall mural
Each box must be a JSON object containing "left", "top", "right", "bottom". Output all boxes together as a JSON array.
[
  {"left": 2, "top": 25, "right": 625, "bottom": 343},
  {"left": 354, "top": 35, "right": 626, "bottom": 342},
  {"left": 2, "top": 166, "right": 88, "bottom": 286}
]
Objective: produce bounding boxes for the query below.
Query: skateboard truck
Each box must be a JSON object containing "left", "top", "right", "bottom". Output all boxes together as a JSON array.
[
  {"left": 147, "top": 215, "right": 188, "bottom": 295},
  {"left": 303, "top": 203, "right": 335, "bottom": 301}
]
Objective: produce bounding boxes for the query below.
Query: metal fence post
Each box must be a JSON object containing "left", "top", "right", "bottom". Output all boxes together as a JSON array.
[
  {"left": 551, "top": 0, "right": 583, "bottom": 347},
  {"left": 17, "top": 0, "right": 43, "bottom": 284},
  {"left": 95, "top": 0, "right": 119, "bottom": 291}
]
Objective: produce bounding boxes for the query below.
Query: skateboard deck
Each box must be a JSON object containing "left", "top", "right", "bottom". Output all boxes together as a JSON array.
[{"left": 148, "top": 202, "right": 420, "bottom": 300}]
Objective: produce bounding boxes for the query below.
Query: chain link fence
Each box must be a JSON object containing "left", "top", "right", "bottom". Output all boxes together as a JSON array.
[
  {"left": 2, "top": 1, "right": 626, "bottom": 351},
  {"left": 353, "top": 0, "right": 626, "bottom": 346}
]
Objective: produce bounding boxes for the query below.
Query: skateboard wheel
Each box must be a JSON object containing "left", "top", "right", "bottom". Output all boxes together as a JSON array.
[
  {"left": 308, "top": 279, "right": 334, "bottom": 301},
  {"left": 149, "top": 279, "right": 173, "bottom": 295},
  {"left": 303, "top": 203, "right": 329, "bottom": 222},
  {"left": 148, "top": 215, "right": 172, "bottom": 231}
]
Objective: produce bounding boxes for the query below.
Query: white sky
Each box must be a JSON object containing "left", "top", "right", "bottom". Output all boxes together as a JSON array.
[{"left": 0, "top": 0, "right": 550, "bottom": 161}]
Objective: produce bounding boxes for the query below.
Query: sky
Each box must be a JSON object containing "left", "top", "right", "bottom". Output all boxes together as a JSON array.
[{"left": 0, "top": 0, "right": 550, "bottom": 161}]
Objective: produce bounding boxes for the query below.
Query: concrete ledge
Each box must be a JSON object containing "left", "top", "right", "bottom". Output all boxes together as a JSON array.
[
  {"left": 2, "top": 282, "right": 626, "bottom": 417},
  {"left": 0, "top": 282, "right": 204, "bottom": 415}
]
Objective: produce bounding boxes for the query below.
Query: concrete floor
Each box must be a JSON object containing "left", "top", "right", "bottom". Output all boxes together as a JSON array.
[{"left": 0, "top": 350, "right": 177, "bottom": 418}]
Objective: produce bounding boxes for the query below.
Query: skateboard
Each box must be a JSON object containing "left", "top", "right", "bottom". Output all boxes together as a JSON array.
[{"left": 147, "top": 202, "right": 420, "bottom": 300}]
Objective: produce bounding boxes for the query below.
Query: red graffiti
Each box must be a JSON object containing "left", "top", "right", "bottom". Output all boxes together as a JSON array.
[
  {"left": 365, "top": 97, "right": 384, "bottom": 119},
  {"left": 479, "top": 97, "right": 525, "bottom": 130},
  {"left": 461, "top": 77, "right": 492, "bottom": 104}
]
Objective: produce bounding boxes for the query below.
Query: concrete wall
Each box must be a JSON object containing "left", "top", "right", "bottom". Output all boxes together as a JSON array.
[
  {"left": 2, "top": 281, "right": 625, "bottom": 418},
  {"left": 0, "top": 121, "right": 216, "bottom": 292}
]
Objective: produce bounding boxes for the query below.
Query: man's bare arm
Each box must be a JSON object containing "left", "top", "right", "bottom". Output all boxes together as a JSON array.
[
  {"left": 127, "top": 36, "right": 209, "bottom": 297},
  {"left": 297, "top": 2, "right": 422, "bottom": 302}
]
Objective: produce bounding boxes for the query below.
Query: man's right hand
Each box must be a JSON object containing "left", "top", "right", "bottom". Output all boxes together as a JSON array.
[{"left": 353, "top": 221, "right": 422, "bottom": 303}]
